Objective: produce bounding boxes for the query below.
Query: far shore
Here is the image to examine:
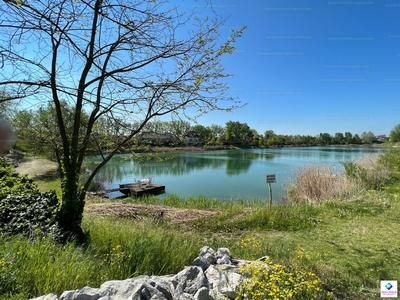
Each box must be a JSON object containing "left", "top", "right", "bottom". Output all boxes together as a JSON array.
[{"left": 133, "top": 143, "right": 385, "bottom": 153}]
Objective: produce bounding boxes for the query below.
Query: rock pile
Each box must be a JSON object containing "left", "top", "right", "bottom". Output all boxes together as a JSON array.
[{"left": 30, "top": 246, "right": 254, "bottom": 300}]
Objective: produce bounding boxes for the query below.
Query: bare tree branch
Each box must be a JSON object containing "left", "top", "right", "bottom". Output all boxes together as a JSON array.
[{"left": 0, "top": 0, "right": 246, "bottom": 241}]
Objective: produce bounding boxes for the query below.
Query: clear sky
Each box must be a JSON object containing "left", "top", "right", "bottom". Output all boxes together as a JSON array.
[{"left": 177, "top": 0, "right": 400, "bottom": 137}]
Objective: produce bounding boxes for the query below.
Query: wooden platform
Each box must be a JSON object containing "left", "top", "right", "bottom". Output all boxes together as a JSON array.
[
  {"left": 119, "top": 183, "right": 165, "bottom": 197},
  {"left": 93, "top": 182, "right": 165, "bottom": 198}
]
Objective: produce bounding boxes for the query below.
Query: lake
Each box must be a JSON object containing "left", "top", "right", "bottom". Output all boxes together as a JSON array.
[{"left": 86, "top": 146, "right": 382, "bottom": 202}]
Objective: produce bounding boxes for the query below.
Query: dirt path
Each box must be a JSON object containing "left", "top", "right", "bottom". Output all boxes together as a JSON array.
[{"left": 15, "top": 158, "right": 58, "bottom": 177}]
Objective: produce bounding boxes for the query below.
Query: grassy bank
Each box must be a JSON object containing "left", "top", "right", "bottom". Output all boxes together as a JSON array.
[
  {"left": 1, "top": 147, "right": 400, "bottom": 299},
  {"left": 1, "top": 190, "right": 399, "bottom": 299}
]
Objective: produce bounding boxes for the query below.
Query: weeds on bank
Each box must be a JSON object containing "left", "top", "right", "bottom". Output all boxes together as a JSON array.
[
  {"left": 0, "top": 235, "right": 98, "bottom": 298},
  {"left": 124, "top": 193, "right": 260, "bottom": 210},
  {"left": 0, "top": 218, "right": 203, "bottom": 298},
  {"left": 191, "top": 203, "right": 322, "bottom": 232},
  {"left": 83, "top": 217, "right": 201, "bottom": 278}
]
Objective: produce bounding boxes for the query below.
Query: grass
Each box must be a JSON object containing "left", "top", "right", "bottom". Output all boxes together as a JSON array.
[
  {"left": 0, "top": 218, "right": 203, "bottom": 299},
  {"left": 2, "top": 147, "right": 400, "bottom": 299},
  {"left": 1, "top": 190, "right": 399, "bottom": 299}
]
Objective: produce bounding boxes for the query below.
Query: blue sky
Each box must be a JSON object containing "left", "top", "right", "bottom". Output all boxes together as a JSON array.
[{"left": 178, "top": 0, "right": 400, "bottom": 136}]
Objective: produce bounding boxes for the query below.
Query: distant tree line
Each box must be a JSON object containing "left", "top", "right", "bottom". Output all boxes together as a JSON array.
[
  {"left": 197, "top": 121, "right": 381, "bottom": 147},
  {"left": 6, "top": 100, "right": 389, "bottom": 159}
]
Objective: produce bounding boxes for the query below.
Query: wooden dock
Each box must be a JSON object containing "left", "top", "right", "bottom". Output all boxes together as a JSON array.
[
  {"left": 119, "top": 183, "right": 165, "bottom": 197},
  {"left": 92, "top": 181, "right": 165, "bottom": 198}
]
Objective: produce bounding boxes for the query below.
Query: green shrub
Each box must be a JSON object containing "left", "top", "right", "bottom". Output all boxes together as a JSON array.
[
  {"left": 0, "top": 165, "right": 39, "bottom": 200},
  {"left": 341, "top": 155, "right": 392, "bottom": 190},
  {"left": 0, "top": 161, "right": 60, "bottom": 238},
  {"left": 379, "top": 147, "right": 400, "bottom": 177},
  {"left": 0, "top": 192, "right": 59, "bottom": 237}
]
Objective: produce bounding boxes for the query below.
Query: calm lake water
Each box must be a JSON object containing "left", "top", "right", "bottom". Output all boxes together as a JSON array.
[{"left": 86, "top": 146, "right": 382, "bottom": 202}]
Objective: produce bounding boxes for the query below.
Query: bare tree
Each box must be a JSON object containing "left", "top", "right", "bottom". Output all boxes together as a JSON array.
[{"left": 0, "top": 0, "right": 245, "bottom": 241}]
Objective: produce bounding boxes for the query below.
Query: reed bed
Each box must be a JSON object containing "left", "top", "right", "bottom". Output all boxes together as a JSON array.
[{"left": 287, "top": 154, "right": 393, "bottom": 203}]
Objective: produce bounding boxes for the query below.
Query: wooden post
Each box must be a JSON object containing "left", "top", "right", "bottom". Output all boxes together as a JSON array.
[
  {"left": 268, "top": 182, "right": 272, "bottom": 207},
  {"left": 266, "top": 174, "right": 276, "bottom": 207}
]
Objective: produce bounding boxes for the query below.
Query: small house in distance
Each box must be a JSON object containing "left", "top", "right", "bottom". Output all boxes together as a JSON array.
[
  {"left": 137, "top": 131, "right": 179, "bottom": 146},
  {"left": 183, "top": 130, "right": 201, "bottom": 146},
  {"left": 376, "top": 135, "right": 390, "bottom": 143}
]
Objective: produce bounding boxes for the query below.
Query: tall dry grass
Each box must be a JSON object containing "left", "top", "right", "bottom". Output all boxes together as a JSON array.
[
  {"left": 287, "top": 154, "right": 392, "bottom": 203},
  {"left": 344, "top": 154, "right": 393, "bottom": 190}
]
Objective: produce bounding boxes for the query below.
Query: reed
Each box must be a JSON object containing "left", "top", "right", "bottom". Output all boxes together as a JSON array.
[
  {"left": 286, "top": 154, "right": 392, "bottom": 203},
  {"left": 286, "top": 164, "right": 352, "bottom": 203}
]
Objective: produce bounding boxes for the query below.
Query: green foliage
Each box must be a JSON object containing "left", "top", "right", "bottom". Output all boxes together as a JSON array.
[
  {"left": 360, "top": 131, "right": 376, "bottom": 144},
  {"left": 380, "top": 146, "right": 400, "bottom": 174},
  {"left": 225, "top": 121, "right": 253, "bottom": 144},
  {"left": 236, "top": 256, "right": 333, "bottom": 299},
  {"left": 341, "top": 155, "right": 392, "bottom": 190},
  {"left": 319, "top": 133, "right": 332, "bottom": 145},
  {"left": 0, "top": 192, "right": 59, "bottom": 237},
  {"left": 0, "top": 165, "right": 39, "bottom": 199},
  {"left": 389, "top": 124, "right": 400, "bottom": 143},
  {"left": 11, "top": 101, "right": 93, "bottom": 160},
  {"left": 0, "top": 161, "right": 60, "bottom": 238}
]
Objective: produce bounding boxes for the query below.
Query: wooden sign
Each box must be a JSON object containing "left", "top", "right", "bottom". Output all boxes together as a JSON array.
[{"left": 266, "top": 174, "right": 276, "bottom": 183}]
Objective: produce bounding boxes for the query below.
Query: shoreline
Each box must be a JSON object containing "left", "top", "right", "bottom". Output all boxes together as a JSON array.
[{"left": 133, "top": 143, "right": 385, "bottom": 153}]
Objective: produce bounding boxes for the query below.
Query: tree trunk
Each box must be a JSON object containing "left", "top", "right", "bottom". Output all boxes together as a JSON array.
[{"left": 57, "top": 163, "right": 85, "bottom": 243}]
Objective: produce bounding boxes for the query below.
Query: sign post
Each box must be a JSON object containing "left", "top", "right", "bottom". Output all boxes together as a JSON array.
[{"left": 266, "top": 174, "right": 276, "bottom": 207}]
